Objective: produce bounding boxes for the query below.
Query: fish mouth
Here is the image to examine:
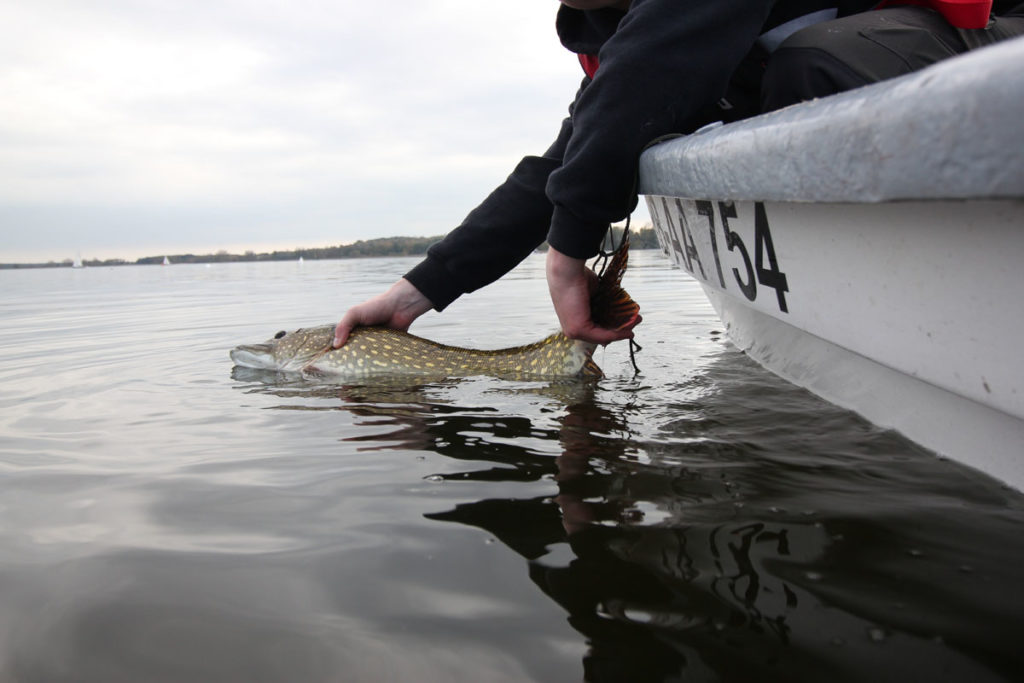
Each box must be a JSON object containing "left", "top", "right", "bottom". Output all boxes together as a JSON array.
[{"left": 230, "top": 343, "right": 277, "bottom": 370}]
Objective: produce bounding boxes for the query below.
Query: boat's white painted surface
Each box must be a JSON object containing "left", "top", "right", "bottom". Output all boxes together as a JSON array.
[
  {"left": 702, "top": 283, "right": 1024, "bottom": 491},
  {"left": 644, "top": 195, "right": 1024, "bottom": 489},
  {"left": 647, "top": 197, "right": 1024, "bottom": 419}
]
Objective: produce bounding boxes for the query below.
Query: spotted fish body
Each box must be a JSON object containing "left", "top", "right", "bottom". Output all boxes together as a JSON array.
[
  {"left": 230, "top": 235, "right": 639, "bottom": 380},
  {"left": 230, "top": 324, "right": 601, "bottom": 379}
]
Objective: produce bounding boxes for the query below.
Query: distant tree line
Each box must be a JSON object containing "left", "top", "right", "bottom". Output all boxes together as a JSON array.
[
  {"left": 612, "top": 224, "right": 661, "bottom": 250},
  {"left": 134, "top": 235, "right": 449, "bottom": 265},
  {"left": 2, "top": 225, "right": 663, "bottom": 269}
]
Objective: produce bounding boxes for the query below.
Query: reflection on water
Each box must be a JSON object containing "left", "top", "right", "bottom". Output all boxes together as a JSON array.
[
  {"left": 234, "top": 351, "right": 1024, "bottom": 683},
  {"left": 2, "top": 254, "right": 1023, "bottom": 682}
]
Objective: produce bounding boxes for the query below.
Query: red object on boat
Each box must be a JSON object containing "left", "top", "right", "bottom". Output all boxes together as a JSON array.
[{"left": 877, "top": 0, "right": 993, "bottom": 29}]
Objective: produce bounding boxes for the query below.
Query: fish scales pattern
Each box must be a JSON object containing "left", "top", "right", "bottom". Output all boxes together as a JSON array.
[{"left": 316, "top": 327, "right": 588, "bottom": 378}]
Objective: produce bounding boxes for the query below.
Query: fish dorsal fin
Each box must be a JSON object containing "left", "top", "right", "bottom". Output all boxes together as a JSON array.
[{"left": 590, "top": 232, "right": 640, "bottom": 330}]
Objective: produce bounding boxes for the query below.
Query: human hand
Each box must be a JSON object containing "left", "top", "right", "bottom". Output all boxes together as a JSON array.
[
  {"left": 332, "top": 278, "right": 433, "bottom": 348},
  {"left": 546, "top": 246, "right": 639, "bottom": 345}
]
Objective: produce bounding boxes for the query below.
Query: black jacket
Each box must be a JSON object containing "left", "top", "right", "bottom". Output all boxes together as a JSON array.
[{"left": 405, "top": 0, "right": 888, "bottom": 310}]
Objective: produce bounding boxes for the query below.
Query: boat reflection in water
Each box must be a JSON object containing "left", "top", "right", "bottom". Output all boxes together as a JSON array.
[{"left": 232, "top": 355, "right": 1024, "bottom": 682}]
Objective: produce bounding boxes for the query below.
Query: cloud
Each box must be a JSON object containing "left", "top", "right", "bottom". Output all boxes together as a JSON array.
[{"left": 0, "top": 0, "right": 587, "bottom": 262}]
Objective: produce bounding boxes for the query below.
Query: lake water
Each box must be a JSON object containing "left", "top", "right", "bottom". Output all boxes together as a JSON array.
[{"left": 1, "top": 251, "right": 1022, "bottom": 683}]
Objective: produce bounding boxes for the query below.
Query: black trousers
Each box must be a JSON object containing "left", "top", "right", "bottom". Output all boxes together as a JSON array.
[{"left": 761, "top": 5, "right": 1024, "bottom": 112}]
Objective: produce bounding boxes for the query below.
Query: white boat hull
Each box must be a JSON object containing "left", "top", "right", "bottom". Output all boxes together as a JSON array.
[
  {"left": 645, "top": 196, "right": 1024, "bottom": 489},
  {"left": 639, "top": 38, "right": 1024, "bottom": 489}
]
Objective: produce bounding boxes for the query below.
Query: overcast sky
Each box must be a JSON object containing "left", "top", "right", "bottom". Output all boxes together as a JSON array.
[{"left": 1, "top": 0, "right": 646, "bottom": 264}]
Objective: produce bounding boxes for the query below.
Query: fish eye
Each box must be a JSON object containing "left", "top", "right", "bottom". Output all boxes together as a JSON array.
[{"left": 274, "top": 330, "right": 286, "bottom": 339}]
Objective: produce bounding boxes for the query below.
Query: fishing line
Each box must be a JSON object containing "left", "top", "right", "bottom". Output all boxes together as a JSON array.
[
  {"left": 589, "top": 134, "right": 682, "bottom": 377},
  {"left": 591, "top": 198, "right": 641, "bottom": 376}
]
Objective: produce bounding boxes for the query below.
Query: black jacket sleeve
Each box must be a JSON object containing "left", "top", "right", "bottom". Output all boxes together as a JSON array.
[
  {"left": 545, "top": 0, "right": 774, "bottom": 258},
  {"left": 406, "top": 0, "right": 775, "bottom": 309}
]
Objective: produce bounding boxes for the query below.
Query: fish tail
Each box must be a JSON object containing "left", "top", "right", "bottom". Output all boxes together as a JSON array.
[{"left": 590, "top": 232, "right": 640, "bottom": 330}]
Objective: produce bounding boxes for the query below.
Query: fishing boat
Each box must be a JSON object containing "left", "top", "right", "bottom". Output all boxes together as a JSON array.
[{"left": 638, "top": 37, "right": 1024, "bottom": 490}]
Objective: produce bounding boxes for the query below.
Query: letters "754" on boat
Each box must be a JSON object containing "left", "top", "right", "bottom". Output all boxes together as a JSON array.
[{"left": 652, "top": 198, "right": 790, "bottom": 314}]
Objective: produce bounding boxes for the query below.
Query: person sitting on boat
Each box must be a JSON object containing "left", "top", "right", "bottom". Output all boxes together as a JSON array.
[{"left": 332, "top": 0, "right": 1024, "bottom": 350}]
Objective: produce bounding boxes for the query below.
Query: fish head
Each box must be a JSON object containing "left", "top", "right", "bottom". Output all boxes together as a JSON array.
[{"left": 230, "top": 324, "right": 335, "bottom": 372}]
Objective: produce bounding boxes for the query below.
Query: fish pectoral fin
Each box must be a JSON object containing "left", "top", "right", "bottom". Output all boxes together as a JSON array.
[
  {"left": 300, "top": 364, "right": 327, "bottom": 379},
  {"left": 297, "top": 346, "right": 335, "bottom": 377}
]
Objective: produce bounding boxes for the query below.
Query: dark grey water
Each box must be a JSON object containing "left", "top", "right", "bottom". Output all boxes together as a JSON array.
[{"left": 1, "top": 252, "right": 1022, "bottom": 683}]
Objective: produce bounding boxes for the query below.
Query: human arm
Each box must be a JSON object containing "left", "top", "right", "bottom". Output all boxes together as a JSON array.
[
  {"left": 336, "top": 0, "right": 771, "bottom": 347},
  {"left": 536, "top": 0, "right": 771, "bottom": 341},
  {"left": 545, "top": 0, "right": 774, "bottom": 259},
  {"left": 333, "top": 113, "right": 577, "bottom": 347},
  {"left": 547, "top": 246, "right": 639, "bottom": 344}
]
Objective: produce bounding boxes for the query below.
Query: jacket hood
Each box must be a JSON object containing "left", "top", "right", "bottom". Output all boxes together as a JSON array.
[{"left": 556, "top": 5, "right": 628, "bottom": 55}]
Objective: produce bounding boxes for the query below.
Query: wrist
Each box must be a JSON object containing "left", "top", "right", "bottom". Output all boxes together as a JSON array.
[
  {"left": 393, "top": 278, "right": 433, "bottom": 319},
  {"left": 546, "top": 246, "right": 587, "bottom": 280}
]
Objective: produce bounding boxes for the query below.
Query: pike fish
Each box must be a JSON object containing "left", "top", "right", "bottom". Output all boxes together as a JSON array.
[{"left": 230, "top": 239, "right": 639, "bottom": 380}]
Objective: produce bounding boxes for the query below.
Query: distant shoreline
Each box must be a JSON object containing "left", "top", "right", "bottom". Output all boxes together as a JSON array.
[{"left": 1, "top": 226, "right": 660, "bottom": 270}]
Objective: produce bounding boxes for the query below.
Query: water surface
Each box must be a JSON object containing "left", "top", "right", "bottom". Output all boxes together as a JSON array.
[{"left": 1, "top": 253, "right": 1021, "bottom": 682}]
